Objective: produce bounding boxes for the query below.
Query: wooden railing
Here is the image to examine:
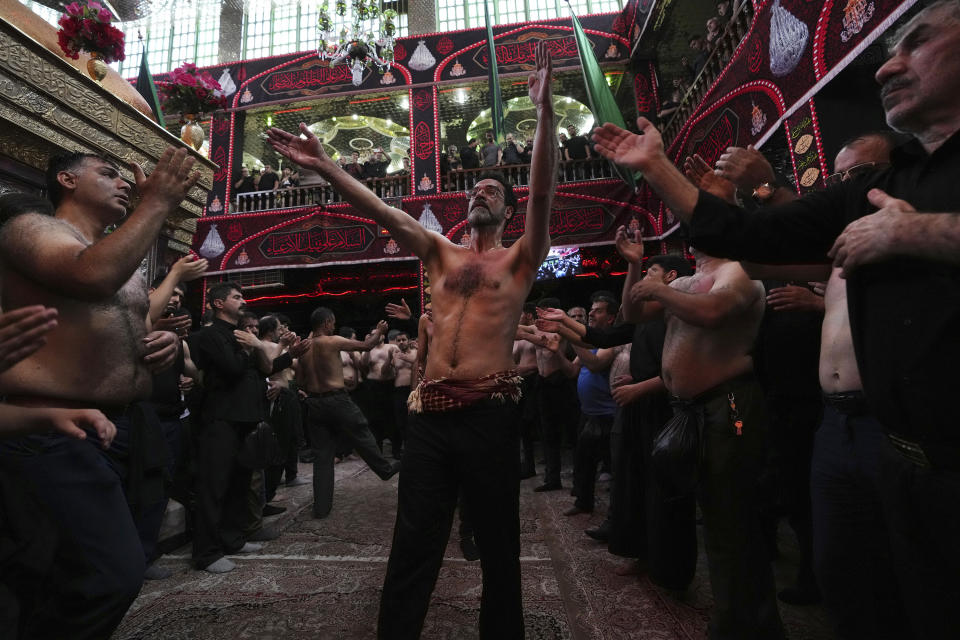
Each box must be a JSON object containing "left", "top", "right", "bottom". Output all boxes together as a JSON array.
[
  {"left": 661, "top": 1, "right": 756, "bottom": 147},
  {"left": 444, "top": 157, "right": 616, "bottom": 192}
]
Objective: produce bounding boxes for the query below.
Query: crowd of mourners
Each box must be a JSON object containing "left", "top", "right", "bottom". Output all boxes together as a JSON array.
[{"left": 1, "top": 5, "right": 960, "bottom": 640}]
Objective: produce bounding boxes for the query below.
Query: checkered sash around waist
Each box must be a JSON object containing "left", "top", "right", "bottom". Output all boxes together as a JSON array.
[{"left": 407, "top": 369, "right": 523, "bottom": 414}]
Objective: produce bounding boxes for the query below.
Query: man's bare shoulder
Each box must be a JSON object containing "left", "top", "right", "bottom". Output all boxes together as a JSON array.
[{"left": 0, "top": 213, "right": 85, "bottom": 249}]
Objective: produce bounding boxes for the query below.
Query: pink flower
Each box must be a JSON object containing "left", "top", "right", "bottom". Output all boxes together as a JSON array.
[
  {"left": 97, "top": 8, "right": 112, "bottom": 23},
  {"left": 65, "top": 2, "right": 83, "bottom": 17},
  {"left": 87, "top": 2, "right": 103, "bottom": 13}
]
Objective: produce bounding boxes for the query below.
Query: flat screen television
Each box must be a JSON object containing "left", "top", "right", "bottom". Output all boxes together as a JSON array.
[{"left": 536, "top": 247, "right": 581, "bottom": 280}]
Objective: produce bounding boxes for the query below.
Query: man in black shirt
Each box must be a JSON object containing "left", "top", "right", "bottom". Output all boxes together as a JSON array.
[
  {"left": 592, "top": 5, "right": 960, "bottom": 636},
  {"left": 563, "top": 125, "right": 592, "bottom": 179},
  {"left": 460, "top": 138, "right": 480, "bottom": 170},
  {"left": 192, "top": 282, "right": 287, "bottom": 573}
]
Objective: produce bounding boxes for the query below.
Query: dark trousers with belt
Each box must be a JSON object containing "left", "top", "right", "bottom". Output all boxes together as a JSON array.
[
  {"left": 392, "top": 385, "right": 411, "bottom": 457},
  {"left": 810, "top": 401, "right": 906, "bottom": 638},
  {"left": 538, "top": 374, "right": 567, "bottom": 486},
  {"left": 573, "top": 413, "right": 614, "bottom": 511},
  {"left": 304, "top": 391, "right": 395, "bottom": 518},
  {"left": 689, "top": 375, "right": 784, "bottom": 640},
  {"left": 518, "top": 374, "right": 538, "bottom": 474},
  {"left": 378, "top": 399, "right": 523, "bottom": 640},
  {"left": 192, "top": 419, "right": 257, "bottom": 568},
  {"left": 879, "top": 437, "right": 960, "bottom": 639},
  {"left": 0, "top": 433, "right": 144, "bottom": 639}
]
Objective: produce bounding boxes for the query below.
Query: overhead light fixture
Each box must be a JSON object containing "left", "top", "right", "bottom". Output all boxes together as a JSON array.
[{"left": 317, "top": 0, "right": 397, "bottom": 87}]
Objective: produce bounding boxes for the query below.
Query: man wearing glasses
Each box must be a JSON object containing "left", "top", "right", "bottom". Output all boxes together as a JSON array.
[
  {"left": 268, "top": 42, "right": 556, "bottom": 640},
  {"left": 592, "top": 4, "right": 960, "bottom": 636}
]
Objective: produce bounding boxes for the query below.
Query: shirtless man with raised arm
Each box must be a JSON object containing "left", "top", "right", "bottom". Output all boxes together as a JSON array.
[
  {"left": 616, "top": 231, "right": 784, "bottom": 639},
  {"left": 296, "top": 308, "right": 399, "bottom": 519},
  {"left": 390, "top": 331, "right": 417, "bottom": 459},
  {"left": 268, "top": 41, "right": 556, "bottom": 640},
  {"left": 0, "top": 147, "right": 198, "bottom": 638}
]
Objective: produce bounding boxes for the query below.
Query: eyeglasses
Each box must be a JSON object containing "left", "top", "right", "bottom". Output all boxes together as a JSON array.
[
  {"left": 824, "top": 162, "right": 889, "bottom": 186},
  {"left": 469, "top": 184, "right": 504, "bottom": 199}
]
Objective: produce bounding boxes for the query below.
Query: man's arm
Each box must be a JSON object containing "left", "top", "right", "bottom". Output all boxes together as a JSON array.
[
  {"left": 637, "top": 266, "right": 760, "bottom": 328},
  {"left": 147, "top": 255, "right": 208, "bottom": 323},
  {"left": 740, "top": 262, "right": 832, "bottom": 281},
  {"left": 572, "top": 345, "right": 616, "bottom": 373},
  {"left": 829, "top": 189, "right": 960, "bottom": 275},
  {"left": 512, "top": 42, "right": 556, "bottom": 268},
  {"left": 267, "top": 126, "right": 441, "bottom": 268},
  {"left": 0, "top": 306, "right": 58, "bottom": 372},
  {"left": 0, "top": 149, "right": 198, "bottom": 300}
]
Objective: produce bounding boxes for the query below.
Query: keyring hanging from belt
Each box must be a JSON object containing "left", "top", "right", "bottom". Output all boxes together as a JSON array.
[{"left": 727, "top": 392, "right": 743, "bottom": 436}]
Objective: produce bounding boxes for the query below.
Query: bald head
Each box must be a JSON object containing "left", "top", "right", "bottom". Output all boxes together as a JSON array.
[{"left": 834, "top": 132, "right": 897, "bottom": 173}]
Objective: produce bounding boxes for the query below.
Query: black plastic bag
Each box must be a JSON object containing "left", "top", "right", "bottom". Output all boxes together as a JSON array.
[{"left": 651, "top": 406, "right": 702, "bottom": 499}]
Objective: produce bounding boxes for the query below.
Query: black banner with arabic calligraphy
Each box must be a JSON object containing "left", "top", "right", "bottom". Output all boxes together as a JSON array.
[{"left": 193, "top": 181, "right": 667, "bottom": 275}]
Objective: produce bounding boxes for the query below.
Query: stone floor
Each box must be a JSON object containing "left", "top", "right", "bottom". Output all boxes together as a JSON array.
[{"left": 114, "top": 455, "right": 835, "bottom": 639}]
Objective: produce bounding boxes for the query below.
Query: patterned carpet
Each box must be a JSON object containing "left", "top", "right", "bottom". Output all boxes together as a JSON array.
[{"left": 114, "top": 455, "right": 835, "bottom": 639}]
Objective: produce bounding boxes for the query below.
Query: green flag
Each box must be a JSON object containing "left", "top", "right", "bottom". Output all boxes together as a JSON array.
[
  {"left": 566, "top": 2, "right": 636, "bottom": 188},
  {"left": 135, "top": 48, "right": 164, "bottom": 123},
  {"left": 483, "top": 1, "right": 505, "bottom": 143}
]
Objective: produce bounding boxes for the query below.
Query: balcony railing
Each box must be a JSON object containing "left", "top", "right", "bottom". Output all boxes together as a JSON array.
[
  {"left": 661, "top": 0, "right": 756, "bottom": 147},
  {"left": 230, "top": 158, "right": 619, "bottom": 214},
  {"left": 233, "top": 174, "right": 411, "bottom": 213}
]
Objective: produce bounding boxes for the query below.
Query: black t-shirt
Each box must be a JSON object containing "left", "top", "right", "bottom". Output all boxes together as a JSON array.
[
  {"left": 689, "top": 133, "right": 960, "bottom": 446},
  {"left": 258, "top": 171, "right": 279, "bottom": 191},
  {"left": 460, "top": 145, "right": 479, "bottom": 170},
  {"left": 502, "top": 142, "right": 522, "bottom": 165},
  {"left": 235, "top": 176, "right": 255, "bottom": 193},
  {"left": 364, "top": 159, "right": 389, "bottom": 179},
  {"left": 564, "top": 135, "right": 590, "bottom": 160}
]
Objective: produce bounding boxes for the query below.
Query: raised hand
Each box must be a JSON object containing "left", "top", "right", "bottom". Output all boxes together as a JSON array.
[
  {"left": 592, "top": 117, "right": 664, "bottom": 172},
  {"left": 375, "top": 319, "right": 389, "bottom": 335},
  {"left": 536, "top": 307, "right": 567, "bottom": 322},
  {"left": 233, "top": 329, "right": 262, "bottom": 350},
  {"left": 142, "top": 330, "right": 178, "bottom": 373},
  {"left": 153, "top": 314, "right": 192, "bottom": 335},
  {"left": 714, "top": 145, "right": 775, "bottom": 192},
  {"left": 0, "top": 305, "right": 58, "bottom": 372},
  {"left": 266, "top": 123, "right": 330, "bottom": 170},
  {"left": 615, "top": 225, "right": 644, "bottom": 263},
  {"left": 385, "top": 298, "right": 412, "bottom": 321},
  {"left": 288, "top": 335, "right": 311, "bottom": 359},
  {"left": 684, "top": 153, "right": 737, "bottom": 203},
  {"left": 528, "top": 41, "right": 553, "bottom": 108},
  {"left": 132, "top": 146, "right": 200, "bottom": 211},
  {"left": 535, "top": 318, "right": 562, "bottom": 333},
  {"left": 170, "top": 254, "right": 208, "bottom": 281}
]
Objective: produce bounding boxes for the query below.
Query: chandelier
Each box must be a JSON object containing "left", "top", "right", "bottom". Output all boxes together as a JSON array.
[{"left": 317, "top": 0, "right": 397, "bottom": 86}]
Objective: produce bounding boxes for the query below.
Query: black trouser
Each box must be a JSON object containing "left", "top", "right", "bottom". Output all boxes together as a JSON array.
[
  {"left": 608, "top": 398, "right": 697, "bottom": 588},
  {"left": 192, "top": 419, "right": 257, "bottom": 568},
  {"left": 364, "top": 379, "right": 396, "bottom": 450},
  {"left": 810, "top": 402, "right": 906, "bottom": 638},
  {"left": 0, "top": 432, "right": 144, "bottom": 639},
  {"left": 538, "top": 374, "right": 567, "bottom": 486},
  {"left": 265, "top": 388, "right": 303, "bottom": 500},
  {"left": 879, "top": 437, "right": 960, "bottom": 639},
  {"left": 303, "top": 391, "right": 395, "bottom": 518},
  {"left": 378, "top": 399, "right": 523, "bottom": 640},
  {"left": 518, "top": 374, "right": 538, "bottom": 474},
  {"left": 572, "top": 413, "right": 614, "bottom": 511},
  {"left": 759, "top": 393, "right": 820, "bottom": 589},
  {"left": 684, "top": 375, "right": 784, "bottom": 640},
  {"left": 137, "top": 415, "right": 182, "bottom": 564},
  {"left": 392, "top": 385, "right": 411, "bottom": 456}
]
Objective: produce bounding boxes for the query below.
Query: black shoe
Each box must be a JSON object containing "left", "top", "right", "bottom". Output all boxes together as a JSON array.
[
  {"left": 585, "top": 522, "right": 611, "bottom": 543},
  {"left": 262, "top": 504, "right": 286, "bottom": 517},
  {"left": 380, "top": 460, "right": 401, "bottom": 480},
  {"left": 778, "top": 586, "right": 822, "bottom": 606},
  {"left": 459, "top": 537, "right": 480, "bottom": 561},
  {"left": 520, "top": 467, "right": 536, "bottom": 480},
  {"left": 533, "top": 483, "right": 562, "bottom": 492}
]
